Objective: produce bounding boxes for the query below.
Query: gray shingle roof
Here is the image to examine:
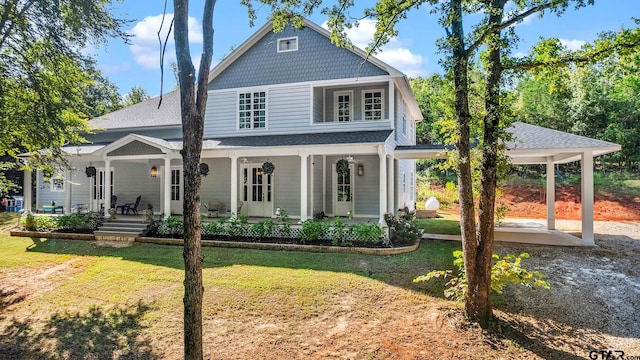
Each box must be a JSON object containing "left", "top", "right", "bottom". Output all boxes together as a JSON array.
[
  {"left": 507, "top": 121, "right": 618, "bottom": 150},
  {"left": 198, "top": 130, "right": 393, "bottom": 149},
  {"left": 89, "top": 91, "right": 182, "bottom": 130}
]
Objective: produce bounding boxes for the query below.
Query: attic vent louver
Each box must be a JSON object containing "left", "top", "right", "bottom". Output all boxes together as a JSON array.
[{"left": 277, "top": 36, "right": 298, "bottom": 53}]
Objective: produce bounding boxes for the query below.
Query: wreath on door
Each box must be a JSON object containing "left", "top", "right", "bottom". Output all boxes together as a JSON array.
[
  {"left": 336, "top": 159, "right": 350, "bottom": 175},
  {"left": 262, "top": 161, "right": 275, "bottom": 175}
]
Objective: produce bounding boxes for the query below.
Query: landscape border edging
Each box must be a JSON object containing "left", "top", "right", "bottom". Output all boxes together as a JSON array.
[{"left": 136, "top": 237, "right": 420, "bottom": 255}]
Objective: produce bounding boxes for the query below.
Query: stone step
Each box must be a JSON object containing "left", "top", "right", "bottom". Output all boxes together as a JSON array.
[{"left": 101, "top": 223, "right": 147, "bottom": 230}]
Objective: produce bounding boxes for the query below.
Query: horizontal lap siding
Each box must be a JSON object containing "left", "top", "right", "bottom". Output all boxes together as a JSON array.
[
  {"left": 113, "top": 162, "right": 161, "bottom": 211},
  {"left": 272, "top": 156, "right": 301, "bottom": 217},
  {"left": 200, "top": 158, "right": 232, "bottom": 207},
  {"left": 204, "top": 91, "right": 237, "bottom": 138},
  {"left": 353, "top": 155, "right": 379, "bottom": 216},
  {"left": 268, "top": 85, "right": 311, "bottom": 133}
]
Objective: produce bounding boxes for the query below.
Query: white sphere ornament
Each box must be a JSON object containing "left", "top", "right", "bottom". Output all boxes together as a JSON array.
[{"left": 425, "top": 196, "right": 440, "bottom": 211}]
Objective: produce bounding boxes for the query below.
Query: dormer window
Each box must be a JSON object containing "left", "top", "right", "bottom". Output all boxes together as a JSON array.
[{"left": 277, "top": 37, "right": 298, "bottom": 53}]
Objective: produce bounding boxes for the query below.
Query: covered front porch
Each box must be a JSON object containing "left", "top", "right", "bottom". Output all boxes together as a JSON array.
[{"left": 24, "top": 131, "right": 409, "bottom": 224}]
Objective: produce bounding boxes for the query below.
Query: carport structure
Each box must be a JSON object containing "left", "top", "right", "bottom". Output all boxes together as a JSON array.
[{"left": 395, "top": 122, "right": 621, "bottom": 246}]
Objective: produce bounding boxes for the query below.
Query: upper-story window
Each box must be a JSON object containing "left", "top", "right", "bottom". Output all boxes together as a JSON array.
[
  {"left": 363, "top": 90, "right": 383, "bottom": 120},
  {"left": 239, "top": 91, "right": 266, "bottom": 130},
  {"left": 277, "top": 37, "right": 298, "bottom": 53},
  {"left": 335, "top": 91, "right": 352, "bottom": 122}
]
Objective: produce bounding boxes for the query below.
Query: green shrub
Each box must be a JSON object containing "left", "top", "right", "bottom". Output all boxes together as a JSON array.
[
  {"left": 165, "top": 216, "right": 183, "bottom": 237},
  {"left": 21, "top": 214, "right": 57, "bottom": 231},
  {"left": 251, "top": 219, "right": 275, "bottom": 238},
  {"left": 226, "top": 213, "right": 248, "bottom": 237},
  {"left": 330, "top": 217, "right": 351, "bottom": 246},
  {"left": 413, "top": 250, "right": 550, "bottom": 302},
  {"left": 384, "top": 212, "right": 422, "bottom": 245},
  {"left": 203, "top": 219, "right": 226, "bottom": 235},
  {"left": 351, "top": 223, "right": 384, "bottom": 243},
  {"left": 299, "top": 219, "right": 329, "bottom": 243},
  {"left": 275, "top": 209, "right": 291, "bottom": 237},
  {"left": 56, "top": 213, "right": 95, "bottom": 232}
]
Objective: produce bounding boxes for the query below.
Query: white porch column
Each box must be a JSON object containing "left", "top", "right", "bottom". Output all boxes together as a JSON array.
[
  {"left": 230, "top": 154, "right": 238, "bottom": 215},
  {"left": 387, "top": 156, "right": 395, "bottom": 213},
  {"left": 378, "top": 145, "right": 387, "bottom": 223},
  {"left": 64, "top": 169, "right": 72, "bottom": 214},
  {"left": 163, "top": 157, "right": 171, "bottom": 217},
  {"left": 104, "top": 159, "right": 111, "bottom": 210},
  {"left": 309, "top": 155, "right": 314, "bottom": 216},
  {"left": 322, "top": 155, "right": 326, "bottom": 213},
  {"left": 300, "top": 151, "right": 309, "bottom": 221},
  {"left": 546, "top": 157, "right": 556, "bottom": 230},
  {"left": 581, "top": 150, "right": 595, "bottom": 246},
  {"left": 23, "top": 170, "right": 32, "bottom": 212}
]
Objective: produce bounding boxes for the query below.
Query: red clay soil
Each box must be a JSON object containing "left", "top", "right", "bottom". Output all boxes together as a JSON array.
[{"left": 496, "top": 184, "right": 640, "bottom": 221}]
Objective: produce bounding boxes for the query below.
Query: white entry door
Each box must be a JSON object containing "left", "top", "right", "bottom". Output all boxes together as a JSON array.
[
  {"left": 333, "top": 164, "right": 354, "bottom": 216},
  {"left": 242, "top": 165, "right": 273, "bottom": 217},
  {"left": 170, "top": 166, "right": 183, "bottom": 215}
]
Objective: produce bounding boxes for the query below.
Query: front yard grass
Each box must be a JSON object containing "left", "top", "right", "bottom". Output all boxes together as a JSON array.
[
  {"left": 1, "top": 234, "right": 472, "bottom": 359},
  {"left": 414, "top": 214, "right": 462, "bottom": 235}
]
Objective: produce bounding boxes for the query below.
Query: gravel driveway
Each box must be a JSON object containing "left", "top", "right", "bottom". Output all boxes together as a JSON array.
[{"left": 494, "top": 220, "right": 640, "bottom": 358}]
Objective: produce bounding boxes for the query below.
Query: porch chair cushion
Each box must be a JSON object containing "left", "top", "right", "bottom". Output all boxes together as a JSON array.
[{"left": 203, "top": 201, "right": 221, "bottom": 218}]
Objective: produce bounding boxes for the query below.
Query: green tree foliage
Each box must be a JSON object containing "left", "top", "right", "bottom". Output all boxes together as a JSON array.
[
  {"left": 0, "top": 0, "right": 129, "bottom": 182},
  {"left": 122, "top": 86, "right": 151, "bottom": 107},
  {"left": 414, "top": 251, "right": 550, "bottom": 302}
]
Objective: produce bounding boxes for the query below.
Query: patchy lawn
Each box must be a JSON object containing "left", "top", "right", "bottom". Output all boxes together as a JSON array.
[{"left": 1, "top": 229, "right": 638, "bottom": 359}]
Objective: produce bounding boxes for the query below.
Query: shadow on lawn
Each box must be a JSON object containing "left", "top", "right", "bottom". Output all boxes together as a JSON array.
[{"left": 0, "top": 301, "right": 158, "bottom": 359}]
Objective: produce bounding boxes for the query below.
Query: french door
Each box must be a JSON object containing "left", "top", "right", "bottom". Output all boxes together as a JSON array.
[
  {"left": 170, "top": 167, "right": 183, "bottom": 215},
  {"left": 242, "top": 165, "right": 273, "bottom": 217},
  {"left": 333, "top": 164, "right": 353, "bottom": 216},
  {"left": 91, "top": 168, "right": 114, "bottom": 211}
]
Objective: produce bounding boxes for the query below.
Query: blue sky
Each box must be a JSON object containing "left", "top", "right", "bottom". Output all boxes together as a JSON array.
[{"left": 94, "top": 1, "right": 638, "bottom": 96}]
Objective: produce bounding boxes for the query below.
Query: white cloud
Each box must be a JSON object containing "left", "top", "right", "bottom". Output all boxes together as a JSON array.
[
  {"left": 129, "top": 14, "right": 203, "bottom": 69},
  {"left": 560, "top": 38, "right": 586, "bottom": 51},
  {"left": 323, "top": 19, "right": 428, "bottom": 77}
]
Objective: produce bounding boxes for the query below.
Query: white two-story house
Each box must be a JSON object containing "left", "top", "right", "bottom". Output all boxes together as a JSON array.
[{"left": 28, "top": 19, "right": 422, "bottom": 222}]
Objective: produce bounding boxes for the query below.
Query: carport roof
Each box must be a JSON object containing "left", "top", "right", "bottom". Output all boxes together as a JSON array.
[{"left": 394, "top": 122, "right": 620, "bottom": 164}]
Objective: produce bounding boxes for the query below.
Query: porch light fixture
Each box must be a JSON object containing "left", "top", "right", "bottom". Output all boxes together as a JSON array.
[
  {"left": 150, "top": 166, "right": 158, "bottom": 177},
  {"left": 357, "top": 163, "right": 364, "bottom": 176}
]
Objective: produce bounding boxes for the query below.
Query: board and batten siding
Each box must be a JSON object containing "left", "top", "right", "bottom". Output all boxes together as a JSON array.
[{"left": 352, "top": 155, "right": 380, "bottom": 216}]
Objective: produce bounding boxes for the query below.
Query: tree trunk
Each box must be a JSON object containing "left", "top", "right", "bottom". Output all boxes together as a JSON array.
[
  {"left": 468, "top": 0, "right": 506, "bottom": 327},
  {"left": 173, "top": 1, "right": 216, "bottom": 359},
  {"left": 449, "top": 0, "right": 486, "bottom": 325}
]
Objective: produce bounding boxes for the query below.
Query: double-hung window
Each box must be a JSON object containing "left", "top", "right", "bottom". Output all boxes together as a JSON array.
[
  {"left": 239, "top": 91, "right": 267, "bottom": 130},
  {"left": 363, "top": 90, "right": 383, "bottom": 120},
  {"left": 50, "top": 173, "right": 65, "bottom": 192},
  {"left": 334, "top": 91, "right": 352, "bottom": 122}
]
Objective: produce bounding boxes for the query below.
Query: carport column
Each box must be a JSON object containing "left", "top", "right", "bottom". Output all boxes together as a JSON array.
[
  {"left": 581, "top": 150, "right": 595, "bottom": 246},
  {"left": 104, "top": 159, "right": 111, "bottom": 209},
  {"left": 64, "top": 169, "right": 72, "bottom": 214},
  {"left": 378, "top": 145, "right": 387, "bottom": 223},
  {"left": 163, "top": 157, "right": 171, "bottom": 217},
  {"left": 230, "top": 154, "right": 238, "bottom": 215},
  {"left": 387, "top": 155, "right": 395, "bottom": 213},
  {"left": 546, "top": 157, "right": 556, "bottom": 230},
  {"left": 23, "top": 170, "right": 32, "bottom": 212},
  {"left": 300, "top": 151, "right": 309, "bottom": 221}
]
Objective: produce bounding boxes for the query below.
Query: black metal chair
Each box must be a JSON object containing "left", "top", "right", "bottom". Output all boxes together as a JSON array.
[{"left": 118, "top": 195, "right": 141, "bottom": 215}]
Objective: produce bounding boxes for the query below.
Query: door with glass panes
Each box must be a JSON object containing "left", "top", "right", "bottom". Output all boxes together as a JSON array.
[
  {"left": 170, "top": 166, "right": 183, "bottom": 214},
  {"left": 242, "top": 165, "right": 273, "bottom": 217},
  {"left": 333, "top": 164, "right": 353, "bottom": 216}
]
